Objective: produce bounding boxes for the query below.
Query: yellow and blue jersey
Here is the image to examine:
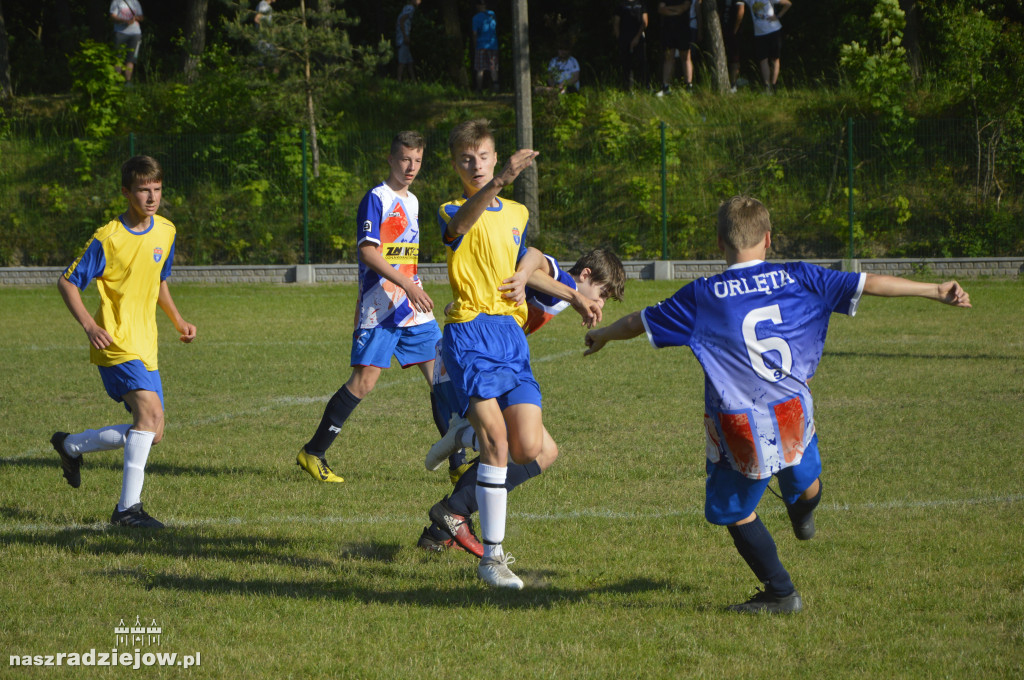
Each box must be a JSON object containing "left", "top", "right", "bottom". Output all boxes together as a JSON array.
[
  {"left": 438, "top": 196, "right": 529, "bottom": 327},
  {"left": 63, "top": 215, "right": 177, "bottom": 371}
]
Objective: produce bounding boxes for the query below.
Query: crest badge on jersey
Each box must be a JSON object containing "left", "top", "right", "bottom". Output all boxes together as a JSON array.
[
  {"left": 512, "top": 227, "right": 521, "bottom": 245},
  {"left": 153, "top": 247, "right": 163, "bottom": 263}
]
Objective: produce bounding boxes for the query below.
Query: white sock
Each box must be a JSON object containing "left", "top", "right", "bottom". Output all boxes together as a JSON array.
[
  {"left": 476, "top": 463, "right": 508, "bottom": 559},
  {"left": 459, "top": 427, "right": 478, "bottom": 451},
  {"left": 118, "top": 430, "right": 156, "bottom": 512},
  {"left": 64, "top": 424, "right": 132, "bottom": 457}
]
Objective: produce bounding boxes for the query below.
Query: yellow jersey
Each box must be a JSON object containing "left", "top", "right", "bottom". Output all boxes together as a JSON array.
[
  {"left": 63, "top": 215, "right": 177, "bottom": 371},
  {"left": 439, "top": 196, "right": 529, "bottom": 327}
]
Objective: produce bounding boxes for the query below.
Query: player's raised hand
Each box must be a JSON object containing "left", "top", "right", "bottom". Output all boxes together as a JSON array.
[
  {"left": 493, "top": 149, "right": 539, "bottom": 189},
  {"left": 937, "top": 281, "right": 971, "bottom": 308}
]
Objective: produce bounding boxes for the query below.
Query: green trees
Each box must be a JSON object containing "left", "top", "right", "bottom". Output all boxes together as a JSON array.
[{"left": 222, "top": 0, "right": 387, "bottom": 178}]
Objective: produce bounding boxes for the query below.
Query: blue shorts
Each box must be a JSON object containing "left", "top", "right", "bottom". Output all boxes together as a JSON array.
[
  {"left": 350, "top": 322, "right": 441, "bottom": 369},
  {"left": 704, "top": 435, "right": 822, "bottom": 526},
  {"left": 98, "top": 360, "right": 164, "bottom": 410},
  {"left": 442, "top": 314, "right": 541, "bottom": 416}
]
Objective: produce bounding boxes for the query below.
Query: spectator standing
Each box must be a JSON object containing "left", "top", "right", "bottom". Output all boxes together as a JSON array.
[
  {"left": 718, "top": 0, "right": 746, "bottom": 90},
  {"left": 744, "top": 0, "right": 790, "bottom": 93},
  {"left": 613, "top": 0, "right": 649, "bottom": 92},
  {"left": 472, "top": 1, "right": 499, "bottom": 94},
  {"left": 109, "top": 0, "right": 144, "bottom": 84},
  {"left": 656, "top": 0, "right": 690, "bottom": 96},
  {"left": 396, "top": 0, "right": 421, "bottom": 82}
]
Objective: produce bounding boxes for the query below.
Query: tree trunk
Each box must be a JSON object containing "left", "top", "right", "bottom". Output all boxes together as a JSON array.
[
  {"left": 300, "top": 0, "right": 320, "bottom": 177},
  {"left": 183, "top": 0, "right": 209, "bottom": 83},
  {"left": 700, "top": 0, "right": 730, "bottom": 94},
  {"left": 512, "top": 0, "right": 538, "bottom": 228},
  {"left": 899, "top": 0, "right": 922, "bottom": 81},
  {"left": 439, "top": 0, "right": 468, "bottom": 88},
  {"left": 0, "top": 0, "right": 11, "bottom": 100}
]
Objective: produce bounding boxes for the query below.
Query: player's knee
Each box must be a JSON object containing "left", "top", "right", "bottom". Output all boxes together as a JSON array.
[
  {"left": 536, "top": 441, "right": 558, "bottom": 471},
  {"left": 509, "top": 439, "right": 542, "bottom": 466}
]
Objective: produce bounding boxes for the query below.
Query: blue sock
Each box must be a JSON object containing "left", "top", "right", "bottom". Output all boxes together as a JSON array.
[
  {"left": 429, "top": 391, "right": 446, "bottom": 437},
  {"left": 448, "top": 449, "right": 467, "bottom": 471},
  {"left": 447, "top": 459, "right": 542, "bottom": 516},
  {"left": 787, "top": 479, "right": 822, "bottom": 523},
  {"left": 727, "top": 516, "right": 795, "bottom": 597}
]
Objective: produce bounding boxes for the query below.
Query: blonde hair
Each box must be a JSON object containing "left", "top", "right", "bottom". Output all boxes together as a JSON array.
[
  {"left": 717, "top": 195, "right": 771, "bottom": 251},
  {"left": 448, "top": 119, "right": 494, "bottom": 157}
]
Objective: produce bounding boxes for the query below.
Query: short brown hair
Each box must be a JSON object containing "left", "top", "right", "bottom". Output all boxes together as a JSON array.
[
  {"left": 121, "top": 155, "right": 163, "bottom": 190},
  {"left": 391, "top": 130, "right": 425, "bottom": 155},
  {"left": 717, "top": 195, "right": 771, "bottom": 251},
  {"left": 448, "top": 119, "right": 494, "bottom": 157},
  {"left": 569, "top": 248, "right": 626, "bottom": 301}
]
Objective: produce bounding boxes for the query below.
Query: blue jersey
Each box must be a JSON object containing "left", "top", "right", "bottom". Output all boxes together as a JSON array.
[
  {"left": 523, "top": 254, "right": 577, "bottom": 335},
  {"left": 356, "top": 182, "right": 434, "bottom": 329},
  {"left": 642, "top": 260, "right": 866, "bottom": 480}
]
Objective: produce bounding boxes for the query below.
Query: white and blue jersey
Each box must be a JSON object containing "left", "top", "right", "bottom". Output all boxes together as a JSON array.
[
  {"left": 522, "top": 254, "right": 577, "bottom": 335},
  {"left": 356, "top": 182, "right": 434, "bottom": 329},
  {"left": 642, "top": 260, "right": 866, "bottom": 480}
]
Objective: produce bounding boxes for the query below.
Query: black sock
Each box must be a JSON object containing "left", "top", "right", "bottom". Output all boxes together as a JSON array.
[
  {"left": 506, "top": 460, "right": 542, "bottom": 492},
  {"left": 447, "top": 460, "right": 542, "bottom": 516},
  {"left": 305, "top": 385, "right": 361, "bottom": 455},
  {"left": 727, "top": 516, "right": 795, "bottom": 597},
  {"left": 787, "top": 480, "right": 822, "bottom": 524}
]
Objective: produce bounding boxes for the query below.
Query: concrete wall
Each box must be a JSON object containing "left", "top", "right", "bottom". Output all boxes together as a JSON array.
[{"left": 4, "top": 257, "right": 1021, "bottom": 287}]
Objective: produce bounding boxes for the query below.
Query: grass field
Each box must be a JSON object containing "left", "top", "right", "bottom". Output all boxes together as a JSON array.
[{"left": 1, "top": 278, "right": 1022, "bottom": 679}]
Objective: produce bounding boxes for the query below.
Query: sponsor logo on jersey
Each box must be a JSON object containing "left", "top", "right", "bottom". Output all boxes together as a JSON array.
[
  {"left": 362, "top": 220, "right": 373, "bottom": 233},
  {"left": 512, "top": 227, "right": 521, "bottom": 245},
  {"left": 153, "top": 247, "right": 163, "bottom": 263},
  {"left": 383, "top": 243, "right": 419, "bottom": 264}
]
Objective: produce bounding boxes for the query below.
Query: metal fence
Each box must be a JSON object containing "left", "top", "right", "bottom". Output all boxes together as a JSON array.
[{"left": 1, "top": 118, "right": 1020, "bottom": 267}]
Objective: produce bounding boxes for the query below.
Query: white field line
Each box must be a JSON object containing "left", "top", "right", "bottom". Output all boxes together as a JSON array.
[
  {"left": 7, "top": 347, "right": 588, "bottom": 459},
  {"left": 3, "top": 495, "right": 1023, "bottom": 534}
]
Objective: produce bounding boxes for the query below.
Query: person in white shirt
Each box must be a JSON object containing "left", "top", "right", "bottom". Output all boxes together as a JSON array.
[
  {"left": 109, "top": 0, "right": 144, "bottom": 84},
  {"left": 546, "top": 47, "right": 581, "bottom": 93},
  {"left": 744, "top": 0, "right": 791, "bottom": 92}
]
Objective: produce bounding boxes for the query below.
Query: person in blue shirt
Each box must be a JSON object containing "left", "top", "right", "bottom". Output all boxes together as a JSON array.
[
  {"left": 472, "top": 1, "right": 499, "bottom": 94},
  {"left": 583, "top": 195, "right": 971, "bottom": 613}
]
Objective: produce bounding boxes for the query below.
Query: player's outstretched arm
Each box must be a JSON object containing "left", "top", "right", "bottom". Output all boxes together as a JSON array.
[
  {"left": 447, "top": 149, "right": 540, "bottom": 238},
  {"left": 357, "top": 242, "right": 433, "bottom": 313},
  {"left": 158, "top": 281, "right": 197, "bottom": 343},
  {"left": 57, "top": 275, "right": 112, "bottom": 350},
  {"left": 583, "top": 310, "right": 645, "bottom": 356},
  {"left": 520, "top": 266, "right": 602, "bottom": 328},
  {"left": 863, "top": 274, "right": 972, "bottom": 308},
  {"left": 499, "top": 246, "right": 546, "bottom": 306}
]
